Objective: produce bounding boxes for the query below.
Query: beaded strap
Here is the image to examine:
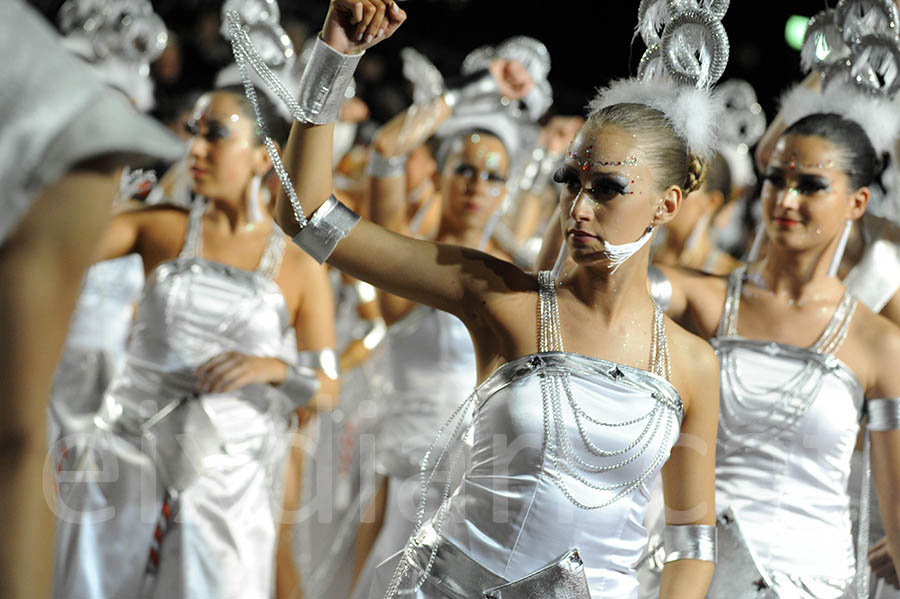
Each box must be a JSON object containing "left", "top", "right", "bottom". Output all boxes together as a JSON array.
[{"left": 178, "top": 199, "right": 207, "bottom": 260}]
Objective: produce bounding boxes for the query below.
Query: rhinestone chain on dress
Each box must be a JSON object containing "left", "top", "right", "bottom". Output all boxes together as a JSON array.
[
  {"left": 537, "top": 271, "right": 679, "bottom": 510},
  {"left": 718, "top": 267, "right": 858, "bottom": 445}
]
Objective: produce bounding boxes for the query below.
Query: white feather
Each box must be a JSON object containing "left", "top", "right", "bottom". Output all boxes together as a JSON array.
[
  {"left": 588, "top": 78, "right": 724, "bottom": 158},
  {"left": 779, "top": 83, "right": 900, "bottom": 155}
]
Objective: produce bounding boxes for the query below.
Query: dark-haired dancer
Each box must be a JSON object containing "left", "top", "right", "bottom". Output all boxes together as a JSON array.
[
  {"left": 52, "top": 86, "right": 338, "bottom": 599},
  {"left": 657, "top": 112, "right": 900, "bottom": 597}
]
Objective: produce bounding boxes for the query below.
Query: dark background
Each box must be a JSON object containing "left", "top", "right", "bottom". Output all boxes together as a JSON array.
[{"left": 29, "top": 0, "right": 834, "bottom": 122}]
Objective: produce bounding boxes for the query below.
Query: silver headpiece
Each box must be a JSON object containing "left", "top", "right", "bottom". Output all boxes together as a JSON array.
[
  {"left": 717, "top": 79, "right": 766, "bottom": 188},
  {"left": 591, "top": 0, "right": 730, "bottom": 158},
  {"left": 58, "top": 0, "right": 167, "bottom": 111},
  {"left": 782, "top": 0, "right": 900, "bottom": 156}
]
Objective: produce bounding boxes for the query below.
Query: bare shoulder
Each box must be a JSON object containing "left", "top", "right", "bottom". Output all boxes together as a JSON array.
[
  {"left": 665, "top": 316, "right": 720, "bottom": 414},
  {"left": 850, "top": 304, "right": 900, "bottom": 394}
]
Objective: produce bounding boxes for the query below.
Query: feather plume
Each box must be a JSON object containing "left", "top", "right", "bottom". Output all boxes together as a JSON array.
[{"left": 589, "top": 78, "right": 724, "bottom": 158}]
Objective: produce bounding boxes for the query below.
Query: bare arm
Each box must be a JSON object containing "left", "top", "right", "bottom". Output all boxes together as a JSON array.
[
  {"left": 658, "top": 337, "right": 720, "bottom": 598},
  {"left": 292, "top": 251, "right": 341, "bottom": 411},
  {"left": 276, "top": 3, "right": 524, "bottom": 321},
  {"left": 866, "top": 323, "right": 900, "bottom": 583}
]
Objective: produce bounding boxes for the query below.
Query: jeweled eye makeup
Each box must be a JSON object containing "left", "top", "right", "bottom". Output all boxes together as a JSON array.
[
  {"left": 185, "top": 118, "right": 234, "bottom": 143},
  {"left": 565, "top": 146, "right": 638, "bottom": 171},
  {"left": 553, "top": 166, "right": 633, "bottom": 197},
  {"left": 454, "top": 162, "right": 507, "bottom": 185},
  {"left": 763, "top": 168, "right": 831, "bottom": 195}
]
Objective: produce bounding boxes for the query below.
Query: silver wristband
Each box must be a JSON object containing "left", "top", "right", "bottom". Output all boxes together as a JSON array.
[
  {"left": 295, "top": 35, "right": 362, "bottom": 124},
  {"left": 442, "top": 69, "right": 500, "bottom": 109},
  {"left": 868, "top": 398, "right": 900, "bottom": 431},
  {"left": 366, "top": 150, "right": 407, "bottom": 178},
  {"left": 361, "top": 317, "right": 388, "bottom": 350},
  {"left": 293, "top": 194, "right": 361, "bottom": 264},
  {"left": 297, "top": 348, "right": 340, "bottom": 381},
  {"left": 278, "top": 364, "right": 320, "bottom": 410},
  {"left": 648, "top": 265, "right": 673, "bottom": 313},
  {"left": 663, "top": 524, "right": 717, "bottom": 564}
]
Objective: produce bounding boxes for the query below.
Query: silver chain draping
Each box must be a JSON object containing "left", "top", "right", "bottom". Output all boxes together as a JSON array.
[
  {"left": 383, "top": 391, "right": 476, "bottom": 598},
  {"left": 718, "top": 267, "right": 858, "bottom": 446},
  {"left": 856, "top": 430, "right": 872, "bottom": 599},
  {"left": 536, "top": 271, "right": 678, "bottom": 510},
  {"left": 226, "top": 10, "right": 308, "bottom": 229}
]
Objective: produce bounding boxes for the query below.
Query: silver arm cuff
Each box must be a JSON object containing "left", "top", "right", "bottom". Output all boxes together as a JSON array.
[
  {"left": 292, "top": 195, "right": 361, "bottom": 264},
  {"left": 442, "top": 69, "right": 500, "bottom": 109},
  {"left": 366, "top": 150, "right": 407, "bottom": 178},
  {"left": 295, "top": 35, "right": 362, "bottom": 124},
  {"left": 663, "top": 524, "right": 717, "bottom": 563},
  {"left": 278, "top": 364, "right": 320, "bottom": 410},
  {"left": 361, "top": 317, "right": 388, "bottom": 350},
  {"left": 648, "top": 265, "right": 673, "bottom": 312},
  {"left": 868, "top": 398, "right": 900, "bottom": 431},
  {"left": 297, "top": 348, "right": 340, "bottom": 381}
]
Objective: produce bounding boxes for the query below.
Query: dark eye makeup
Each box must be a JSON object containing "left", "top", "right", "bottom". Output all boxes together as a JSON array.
[
  {"left": 554, "top": 166, "right": 630, "bottom": 197},
  {"left": 454, "top": 162, "right": 507, "bottom": 184},
  {"left": 184, "top": 118, "right": 232, "bottom": 142}
]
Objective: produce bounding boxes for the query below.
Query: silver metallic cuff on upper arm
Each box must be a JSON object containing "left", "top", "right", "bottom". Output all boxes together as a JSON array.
[
  {"left": 297, "top": 348, "right": 340, "bottom": 381},
  {"left": 295, "top": 35, "right": 362, "bottom": 125},
  {"left": 292, "top": 195, "right": 361, "bottom": 264},
  {"left": 648, "top": 265, "right": 673, "bottom": 312},
  {"left": 663, "top": 524, "right": 717, "bottom": 563},
  {"left": 278, "top": 364, "right": 320, "bottom": 410},
  {"left": 868, "top": 398, "right": 900, "bottom": 431},
  {"left": 366, "top": 150, "right": 407, "bottom": 178}
]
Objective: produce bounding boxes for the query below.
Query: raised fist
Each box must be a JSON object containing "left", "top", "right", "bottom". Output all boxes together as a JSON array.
[{"left": 322, "top": 0, "right": 407, "bottom": 55}]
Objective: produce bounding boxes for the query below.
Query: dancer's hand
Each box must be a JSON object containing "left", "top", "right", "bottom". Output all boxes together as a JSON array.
[
  {"left": 195, "top": 352, "right": 289, "bottom": 393},
  {"left": 870, "top": 536, "right": 900, "bottom": 588},
  {"left": 322, "top": 0, "right": 407, "bottom": 55},
  {"left": 488, "top": 58, "right": 535, "bottom": 100}
]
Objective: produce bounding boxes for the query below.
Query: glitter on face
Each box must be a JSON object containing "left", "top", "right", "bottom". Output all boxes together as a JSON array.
[
  {"left": 781, "top": 155, "right": 834, "bottom": 170},
  {"left": 567, "top": 146, "right": 639, "bottom": 170}
]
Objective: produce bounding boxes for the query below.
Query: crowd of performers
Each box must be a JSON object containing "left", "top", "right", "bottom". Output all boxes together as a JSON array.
[{"left": 8, "top": 0, "right": 900, "bottom": 597}]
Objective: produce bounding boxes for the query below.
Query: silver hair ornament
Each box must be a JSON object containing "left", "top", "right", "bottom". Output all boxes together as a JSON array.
[
  {"left": 637, "top": 43, "right": 666, "bottom": 81},
  {"left": 849, "top": 33, "right": 900, "bottom": 96},
  {"left": 660, "top": 8, "right": 730, "bottom": 88},
  {"left": 801, "top": 10, "right": 850, "bottom": 73},
  {"left": 836, "top": 0, "right": 900, "bottom": 46},
  {"left": 637, "top": 0, "right": 729, "bottom": 45},
  {"left": 717, "top": 79, "right": 766, "bottom": 147}
]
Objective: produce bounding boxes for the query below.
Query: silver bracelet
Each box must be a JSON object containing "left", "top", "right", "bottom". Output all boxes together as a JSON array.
[
  {"left": 868, "top": 398, "right": 900, "bottom": 431},
  {"left": 297, "top": 348, "right": 340, "bottom": 381},
  {"left": 662, "top": 524, "right": 717, "bottom": 563},
  {"left": 361, "top": 317, "right": 388, "bottom": 350},
  {"left": 442, "top": 69, "right": 500, "bottom": 109},
  {"left": 278, "top": 364, "right": 320, "bottom": 410},
  {"left": 296, "top": 35, "right": 363, "bottom": 125},
  {"left": 367, "top": 150, "right": 407, "bottom": 178},
  {"left": 292, "top": 194, "right": 361, "bottom": 264}
]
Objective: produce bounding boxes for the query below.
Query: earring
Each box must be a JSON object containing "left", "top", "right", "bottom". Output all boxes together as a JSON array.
[{"left": 247, "top": 174, "right": 264, "bottom": 225}]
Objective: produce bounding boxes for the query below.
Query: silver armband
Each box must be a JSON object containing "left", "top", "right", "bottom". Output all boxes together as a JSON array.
[
  {"left": 292, "top": 195, "right": 361, "bottom": 263},
  {"left": 648, "top": 265, "right": 673, "bottom": 313},
  {"left": 442, "top": 69, "right": 500, "bottom": 109},
  {"left": 297, "top": 348, "right": 340, "bottom": 381},
  {"left": 278, "top": 364, "right": 320, "bottom": 410},
  {"left": 361, "top": 317, "right": 388, "bottom": 350},
  {"left": 366, "top": 151, "right": 407, "bottom": 178},
  {"left": 295, "top": 35, "right": 362, "bottom": 125},
  {"left": 868, "top": 398, "right": 900, "bottom": 431},
  {"left": 662, "top": 524, "right": 717, "bottom": 563}
]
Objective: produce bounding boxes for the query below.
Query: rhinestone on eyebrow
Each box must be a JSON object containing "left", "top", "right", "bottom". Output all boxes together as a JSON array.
[{"left": 567, "top": 146, "right": 638, "bottom": 170}]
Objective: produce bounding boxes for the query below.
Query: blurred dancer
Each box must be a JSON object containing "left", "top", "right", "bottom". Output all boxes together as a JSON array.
[{"left": 52, "top": 85, "right": 338, "bottom": 599}]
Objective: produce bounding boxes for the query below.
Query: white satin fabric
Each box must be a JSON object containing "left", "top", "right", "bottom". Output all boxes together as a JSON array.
[
  {"left": 49, "top": 255, "right": 145, "bottom": 444},
  {"left": 53, "top": 201, "right": 297, "bottom": 599},
  {"left": 353, "top": 307, "right": 477, "bottom": 598},
  {"left": 0, "top": 0, "right": 182, "bottom": 244},
  {"left": 370, "top": 351, "right": 683, "bottom": 599},
  {"left": 713, "top": 270, "right": 864, "bottom": 598}
]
